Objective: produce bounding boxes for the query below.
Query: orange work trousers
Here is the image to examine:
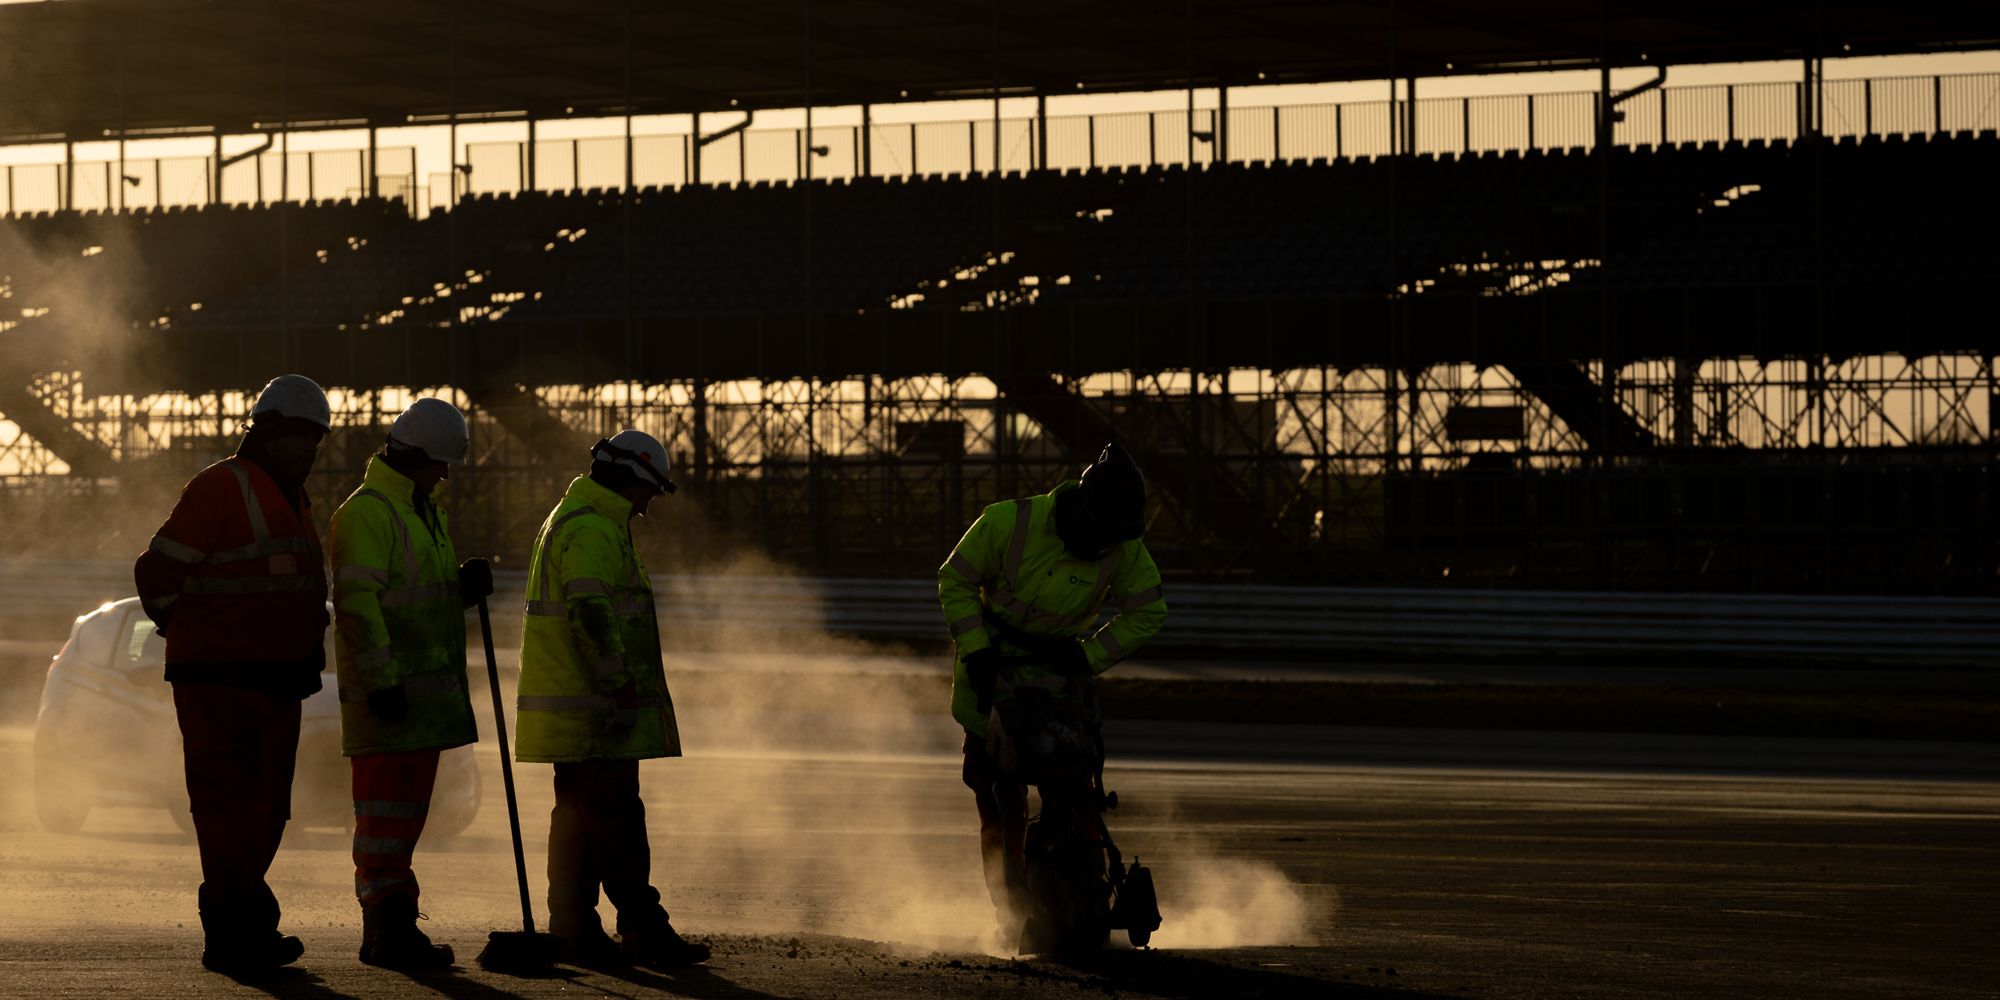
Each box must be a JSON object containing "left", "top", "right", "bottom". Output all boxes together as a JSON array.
[{"left": 350, "top": 748, "right": 440, "bottom": 907}]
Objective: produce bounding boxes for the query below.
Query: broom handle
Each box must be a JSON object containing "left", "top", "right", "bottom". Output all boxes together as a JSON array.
[{"left": 479, "top": 597, "right": 538, "bottom": 934}]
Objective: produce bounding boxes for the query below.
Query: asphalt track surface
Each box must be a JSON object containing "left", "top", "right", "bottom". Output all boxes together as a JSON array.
[{"left": 1, "top": 708, "right": 1996, "bottom": 999}]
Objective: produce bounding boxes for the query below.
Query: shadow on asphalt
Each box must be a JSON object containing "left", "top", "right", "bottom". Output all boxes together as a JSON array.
[
  {"left": 572, "top": 962, "right": 785, "bottom": 1000},
  {"left": 405, "top": 963, "right": 574, "bottom": 998},
  {"left": 1055, "top": 951, "right": 1470, "bottom": 1000},
  {"left": 214, "top": 966, "right": 361, "bottom": 1000}
]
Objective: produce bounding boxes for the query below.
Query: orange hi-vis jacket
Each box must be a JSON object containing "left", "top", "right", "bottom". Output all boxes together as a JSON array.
[{"left": 135, "top": 456, "right": 329, "bottom": 668}]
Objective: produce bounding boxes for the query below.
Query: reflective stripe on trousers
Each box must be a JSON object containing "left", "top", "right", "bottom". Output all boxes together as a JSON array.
[{"left": 350, "top": 748, "right": 439, "bottom": 906}]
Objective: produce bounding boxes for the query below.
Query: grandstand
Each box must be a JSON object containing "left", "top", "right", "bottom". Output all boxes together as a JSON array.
[{"left": 0, "top": 2, "right": 1996, "bottom": 593}]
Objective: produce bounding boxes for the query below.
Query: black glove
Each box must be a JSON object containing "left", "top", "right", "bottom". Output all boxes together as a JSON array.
[
  {"left": 366, "top": 684, "right": 409, "bottom": 723},
  {"left": 965, "top": 647, "right": 1002, "bottom": 714},
  {"left": 1054, "top": 638, "right": 1091, "bottom": 677},
  {"left": 607, "top": 679, "right": 639, "bottom": 741},
  {"left": 459, "top": 558, "right": 494, "bottom": 603}
]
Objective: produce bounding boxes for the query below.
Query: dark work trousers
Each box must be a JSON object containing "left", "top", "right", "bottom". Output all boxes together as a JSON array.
[
  {"left": 172, "top": 682, "right": 302, "bottom": 945},
  {"left": 350, "top": 748, "right": 440, "bottom": 908},
  {"left": 547, "top": 760, "right": 671, "bottom": 941},
  {"left": 961, "top": 730, "right": 1028, "bottom": 913}
]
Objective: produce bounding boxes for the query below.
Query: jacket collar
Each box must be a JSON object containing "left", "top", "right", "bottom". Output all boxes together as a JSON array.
[
  {"left": 362, "top": 454, "right": 422, "bottom": 507},
  {"left": 566, "top": 474, "right": 634, "bottom": 522}
]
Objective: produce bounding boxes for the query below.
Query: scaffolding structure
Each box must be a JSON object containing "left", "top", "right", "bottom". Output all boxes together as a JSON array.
[{"left": 4, "top": 343, "right": 1990, "bottom": 593}]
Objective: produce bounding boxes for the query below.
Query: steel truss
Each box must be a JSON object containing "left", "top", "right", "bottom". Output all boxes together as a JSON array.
[{"left": 4, "top": 350, "right": 1991, "bottom": 592}]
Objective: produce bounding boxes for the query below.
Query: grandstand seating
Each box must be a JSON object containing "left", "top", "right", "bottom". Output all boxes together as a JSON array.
[{"left": 3, "top": 133, "right": 1995, "bottom": 352}]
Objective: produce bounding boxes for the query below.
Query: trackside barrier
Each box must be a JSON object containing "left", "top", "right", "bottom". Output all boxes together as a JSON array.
[{"left": 1, "top": 560, "right": 1991, "bottom": 666}]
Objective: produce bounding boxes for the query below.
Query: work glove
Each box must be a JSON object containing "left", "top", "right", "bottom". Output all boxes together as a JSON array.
[
  {"left": 607, "top": 679, "right": 639, "bottom": 742},
  {"left": 367, "top": 684, "right": 409, "bottom": 723},
  {"left": 965, "top": 647, "right": 1002, "bottom": 715},
  {"left": 1053, "top": 638, "right": 1091, "bottom": 677},
  {"left": 459, "top": 558, "right": 494, "bottom": 604}
]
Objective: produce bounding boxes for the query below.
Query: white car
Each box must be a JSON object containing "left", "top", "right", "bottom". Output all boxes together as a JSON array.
[{"left": 33, "top": 597, "right": 481, "bottom": 837}]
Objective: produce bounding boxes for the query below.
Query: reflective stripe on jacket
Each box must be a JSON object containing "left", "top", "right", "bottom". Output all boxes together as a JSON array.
[
  {"left": 514, "top": 475, "right": 681, "bottom": 763},
  {"left": 937, "top": 480, "right": 1168, "bottom": 736},
  {"left": 134, "top": 456, "right": 329, "bottom": 668},
  {"left": 330, "top": 456, "right": 476, "bottom": 755}
]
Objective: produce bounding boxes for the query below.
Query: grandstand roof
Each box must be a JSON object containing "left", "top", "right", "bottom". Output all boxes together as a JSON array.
[{"left": 2, "top": 0, "right": 1996, "bottom": 141}]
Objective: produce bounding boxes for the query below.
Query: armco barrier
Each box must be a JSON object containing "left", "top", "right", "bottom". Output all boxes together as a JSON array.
[{"left": 2, "top": 561, "right": 1992, "bottom": 665}]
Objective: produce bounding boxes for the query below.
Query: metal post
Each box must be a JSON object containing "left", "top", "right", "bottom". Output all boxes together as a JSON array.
[
  {"left": 1087, "top": 114, "right": 1096, "bottom": 168},
  {"left": 368, "top": 125, "right": 379, "bottom": 199},
  {"left": 524, "top": 118, "right": 535, "bottom": 191},
  {"left": 212, "top": 133, "right": 222, "bottom": 204},
  {"left": 1335, "top": 102, "right": 1342, "bottom": 158},
  {"left": 909, "top": 121, "right": 917, "bottom": 174},
  {"left": 1148, "top": 110, "right": 1157, "bottom": 166},
  {"left": 1863, "top": 79, "right": 1872, "bottom": 137},
  {"left": 63, "top": 140, "right": 72, "bottom": 210},
  {"left": 1217, "top": 84, "right": 1229, "bottom": 163},
  {"left": 861, "top": 103, "right": 873, "bottom": 177},
  {"left": 692, "top": 112, "right": 701, "bottom": 185},
  {"left": 1727, "top": 84, "right": 1735, "bottom": 142},
  {"left": 967, "top": 119, "right": 975, "bottom": 174},
  {"left": 1272, "top": 104, "right": 1281, "bottom": 161},
  {"left": 1658, "top": 85, "right": 1666, "bottom": 145},
  {"left": 1036, "top": 94, "right": 1047, "bottom": 170},
  {"left": 1461, "top": 96, "right": 1470, "bottom": 152},
  {"left": 738, "top": 127, "right": 746, "bottom": 182},
  {"left": 1933, "top": 74, "right": 1943, "bottom": 133},
  {"left": 1526, "top": 93, "right": 1535, "bottom": 150},
  {"left": 1405, "top": 77, "right": 1416, "bottom": 154}
]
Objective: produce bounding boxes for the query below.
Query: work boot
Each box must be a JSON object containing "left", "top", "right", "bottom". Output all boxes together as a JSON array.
[
  {"left": 358, "top": 894, "right": 454, "bottom": 970},
  {"left": 551, "top": 918, "right": 628, "bottom": 969},
  {"left": 620, "top": 919, "right": 711, "bottom": 969},
  {"left": 201, "top": 932, "right": 305, "bottom": 975}
]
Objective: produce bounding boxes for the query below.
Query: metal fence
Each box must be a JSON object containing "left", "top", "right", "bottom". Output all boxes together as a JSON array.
[
  {"left": 6, "top": 561, "right": 1993, "bottom": 664},
  {"left": 4, "top": 72, "right": 1996, "bottom": 218}
]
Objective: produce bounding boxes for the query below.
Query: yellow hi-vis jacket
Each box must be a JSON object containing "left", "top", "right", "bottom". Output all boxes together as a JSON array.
[
  {"left": 330, "top": 456, "right": 477, "bottom": 755},
  {"left": 514, "top": 475, "right": 682, "bottom": 763},
  {"left": 938, "top": 480, "right": 1168, "bottom": 737}
]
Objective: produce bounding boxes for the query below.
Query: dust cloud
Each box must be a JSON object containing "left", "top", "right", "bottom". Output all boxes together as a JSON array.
[
  {"left": 638, "top": 545, "right": 999, "bottom": 952},
  {"left": 639, "top": 543, "right": 1329, "bottom": 956},
  {"left": 1146, "top": 856, "right": 1328, "bottom": 949}
]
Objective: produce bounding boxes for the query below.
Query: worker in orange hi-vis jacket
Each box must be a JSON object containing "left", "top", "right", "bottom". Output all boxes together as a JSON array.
[{"left": 133, "top": 374, "right": 332, "bottom": 976}]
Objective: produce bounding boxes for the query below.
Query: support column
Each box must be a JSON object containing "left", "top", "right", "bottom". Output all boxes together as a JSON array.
[
  {"left": 212, "top": 133, "right": 222, "bottom": 204},
  {"left": 526, "top": 117, "right": 537, "bottom": 191},
  {"left": 1035, "top": 94, "right": 1047, "bottom": 170},
  {"left": 1217, "top": 84, "right": 1229, "bottom": 164},
  {"left": 691, "top": 112, "right": 701, "bottom": 186},
  {"left": 63, "top": 140, "right": 72, "bottom": 210},
  {"left": 860, "top": 104, "right": 872, "bottom": 177},
  {"left": 367, "top": 125, "right": 379, "bottom": 199}
]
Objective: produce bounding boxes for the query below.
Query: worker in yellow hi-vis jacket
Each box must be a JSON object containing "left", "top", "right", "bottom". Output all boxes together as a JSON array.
[
  {"left": 329, "top": 398, "right": 489, "bottom": 970},
  {"left": 936, "top": 443, "right": 1168, "bottom": 924},
  {"left": 514, "top": 429, "right": 708, "bottom": 970}
]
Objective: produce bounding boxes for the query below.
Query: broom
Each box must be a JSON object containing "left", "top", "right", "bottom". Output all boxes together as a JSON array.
[{"left": 472, "top": 597, "right": 565, "bottom": 972}]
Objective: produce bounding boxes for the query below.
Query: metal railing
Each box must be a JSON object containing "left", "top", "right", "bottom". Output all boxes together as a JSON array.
[
  {"left": 3, "top": 72, "right": 1995, "bottom": 218},
  {"left": 5, "top": 561, "right": 1992, "bottom": 665}
]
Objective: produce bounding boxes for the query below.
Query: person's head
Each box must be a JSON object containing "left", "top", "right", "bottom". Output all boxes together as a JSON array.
[
  {"left": 382, "top": 398, "right": 469, "bottom": 498},
  {"left": 241, "top": 374, "right": 331, "bottom": 487},
  {"left": 587, "top": 429, "right": 676, "bottom": 517},
  {"left": 1055, "top": 443, "right": 1147, "bottom": 559}
]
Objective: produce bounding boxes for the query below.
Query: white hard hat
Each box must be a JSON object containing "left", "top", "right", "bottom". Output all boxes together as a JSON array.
[
  {"left": 591, "top": 429, "right": 676, "bottom": 495},
  {"left": 251, "top": 374, "right": 331, "bottom": 431},
  {"left": 387, "top": 397, "right": 470, "bottom": 465}
]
